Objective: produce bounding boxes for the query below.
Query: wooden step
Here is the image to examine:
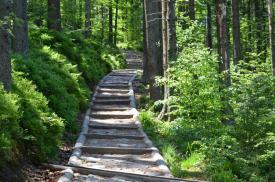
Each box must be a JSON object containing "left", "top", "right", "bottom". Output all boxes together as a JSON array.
[
  {"left": 93, "top": 99, "right": 131, "bottom": 105},
  {"left": 95, "top": 94, "right": 130, "bottom": 100},
  {"left": 90, "top": 111, "right": 133, "bottom": 119},
  {"left": 99, "top": 84, "right": 130, "bottom": 89},
  {"left": 97, "top": 88, "right": 129, "bottom": 94},
  {"left": 80, "top": 146, "right": 157, "bottom": 155},
  {"left": 91, "top": 105, "right": 131, "bottom": 111},
  {"left": 89, "top": 124, "right": 139, "bottom": 130},
  {"left": 84, "top": 133, "right": 145, "bottom": 140}
]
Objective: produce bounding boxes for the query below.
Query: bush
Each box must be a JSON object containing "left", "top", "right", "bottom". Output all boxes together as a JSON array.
[
  {"left": 202, "top": 62, "right": 275, "bottom": 181},
  {"left": 142, "top": 22, "right": 274, "bottom": 181},
  {"left": 13, "top": 73, "right": 64, "bottom": 160},
  {"left": 30, "top": 29, "right": 125, "bottom": 84},
  {"left": 0, "top": 86, "right": 21, "bottom": 166},
  {"left": 13, "top": 47, "right": 90, "bottom": 132}
]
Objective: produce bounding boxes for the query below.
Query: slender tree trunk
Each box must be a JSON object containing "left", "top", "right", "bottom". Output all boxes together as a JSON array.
[
  {"left": 101, "top": 5, "right": 104, "bottom": 42},
  {"left": 85, "top": 0, "right": 91, "bottom": 37},
  {"left": 0, "top": 0, "right": 12, "bottom": 91},
  {"left": 254, "top": 0, "right": 266, "bottom": 61},
  {"left": 109, "top": 0, "right": 113, "bottom": 44},
  {"left": 267, "top": 0, "right": 275, "bottom": 76},
  {"left": 246, "top": 0, "right": 252, "bottom": 55},
  {"left": 216, "top": 0, "right": 234, "bottom": 124},
  {"left": 232, "top": 0, "right": 241, "bottom": 64},
  {"left": 79, "top": 0, "right": 83, "bottom": 29},
  {"left": 158, "top": 0, "right": 169, "bottom": 119},
  {"left": 189, "top": 0, "right": 195, "bottom": 21},
  {"left": 48, "top": 0, "right": 61, "bottom": 30},
  {"left": 142, "top": 0, "right": 149, "bottom": 84},
  {"left": 114, "top": 0, "right": 119, "bottom": 45},
  {"left": 13, "top": 0, "right": 28, "bottom": 54},
  {"left": 168, "top": 0, "right": 177, "bottom": 60},
  {"left": 206, "top": 3, "right": 212, "bottom": 49},
  {"left": 216, "top": 0, "right": 231, "bottom": 86},
  {"left": 144, "top": 0, "right": 162, "bottom": 100}
]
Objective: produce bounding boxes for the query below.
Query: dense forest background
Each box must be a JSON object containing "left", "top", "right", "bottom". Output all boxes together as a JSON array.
[
  {"left": 0, "top": 0, "right": 274, "bottom": 181},
  {"left": 140, "top": 0, "right": 274, "bottom": 182}
]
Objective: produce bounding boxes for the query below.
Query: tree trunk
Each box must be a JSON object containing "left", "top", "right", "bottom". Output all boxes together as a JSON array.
[
  {"left": 109, "top": 0, "right": 113, "bottom": 44},
  {"left": 216, "top": 0, "right": 231, "bottom": 86},
  {"left": 79, "top": 0, "right": 83, "bottom": 29},
  {"left": 85, "top": 0, "right": 91, "bottom": 37},
  {"left": 232, "top": 0, "right": 241, "bottom": 64},
  {"left": 0, "top": 0, "right": 12, "bottom": 91},
  {"left": 247, "top": 0, "right": 252, "bottom": 54},
  {"left": 158, "top": 0, "right": 169, "bottom": 119},
  {"left": 13, "top": 0, "right": 28, "bottom": 54},
  {"left": 189, "top": 0, "right": 195, "bottom": 21},
  {"left": 101, "top": 5, "right": 105, "bottom": 42},
  {"left": 216, "top": 0, "right": 234, "bottom": 125},
  {"left": 144, "top": 0, "right": 162, "bottom": 100},
  {"left": 206, "top": 3, "right": 212, "bottom": 49},
  {"left": 267, "top": 0, "right": 275, "bottom": 76},
  {"left": 254, "top": 0, "right": 266, "bottom": 61},
  {"left": 114, "top": 0, "right": 119, "bottom": 45},
  {"left": 48, "top": 0, "right": 61, "bottom": 30},
  {"left": 168, "top": 0, "right": 177, "bottom": 60},
  {"left": 142, "top": 0, "right": 149, "bottom": 84}
]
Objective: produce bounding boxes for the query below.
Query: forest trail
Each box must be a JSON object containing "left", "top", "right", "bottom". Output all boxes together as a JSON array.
[{"left": 57, "top": 51, "right": 183, "bottom": 182}]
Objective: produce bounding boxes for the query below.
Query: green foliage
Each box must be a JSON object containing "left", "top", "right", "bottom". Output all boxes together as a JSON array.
[
  {"left": 157, "top": 37, "right": 222, "bottom": 133},
  {"left": 0, "top": 86, "right": 21, "bottom": 166},
  {"left": 30, "top": 29, "right": 125, "bottom": 84},
  {"left": 0, "top": 72, "right": 64, "bottom": 166},
  {"left": 13, "top": 48, "right": 87, "bottom": 132},
  {"left": 13, "top": 73, "right": 64, "bottom": 160},
  {"left": 13, "top": 28, "right": 125, "bottom": 132},
  {"left": 0, "top": 26, "right": 125, "bottom": 168},
  {"left": 139, "top": 111, "right": 204, "bottom": 179},
  {"left": 143, "top": 22, "right": 274, "bottom": 181}
]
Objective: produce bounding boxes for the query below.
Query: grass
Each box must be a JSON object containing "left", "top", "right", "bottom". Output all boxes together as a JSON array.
[{"left": 139, "top": 111, "right": 205, "bottom": 180}]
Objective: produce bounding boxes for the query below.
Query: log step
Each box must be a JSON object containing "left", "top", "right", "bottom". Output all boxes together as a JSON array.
[{"left": 80, "top": 146, "right": 157, "bottom": 155}]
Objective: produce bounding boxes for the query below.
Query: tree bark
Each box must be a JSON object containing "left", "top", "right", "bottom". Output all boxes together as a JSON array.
[
  {"left": 109, "top": 0, "right": 113, "bottom": 44},
  {"left": 114, "top": 0, "right": 119, "bottom": 45},
  {"left": 232, "top": 0, "right": 241, "bottom": 64},
  {"left": 48, "top": 0, "right": 61, "bottom": 30},
  {"left": 85, "top": 0, "right": 91, "bottom": 37},
  {"left": 206, "top": 3, "right": 212, "bottom": 50},
  {"left": 144, "top": 0, "right": 162, "bottom": 100},
  {"left": 101, "top": 5, "right": 105, "bottom": 42},
  {"left": 216, "top": 0, "right": 234, "bottom": 125},
  {"left": 189, "top": 0, "right": 195, "bottom": 21},
  {"left": 142, "top": 0, "right": 149, "bottom": 84},
  {"left": 13, "top": 0, "right": 28, "bottom": 54},
  {"left": 267, "top": 0, "right": 275, "bottom": 76},
  {"left": 0, "top": 0, "right": 12, "bottom": 91},
  {"left": 158, "top": 0, "right": 169, "bottom": 119},
  {"left": 168, "top": 0, "right": 177, "bottom": 60},
  {"left": 216, "top": 0, "right": 231, "bottom": 86},
  {"left": 254, "top": 0, "right": 266, "bottom": 61},
  {"left": 247, "top": 0, "right": 252, "bottom": 54}
]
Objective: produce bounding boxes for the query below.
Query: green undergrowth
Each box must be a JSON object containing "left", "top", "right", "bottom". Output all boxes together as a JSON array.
[
  {"left": 0, "top": 27, "right": 125, "bottom": 167},
  {"left": 140, "top": 22, "right": 274, "bottom": 182},
  {"left": 139, "top": 111, "right": 205, "bottom": 179}
]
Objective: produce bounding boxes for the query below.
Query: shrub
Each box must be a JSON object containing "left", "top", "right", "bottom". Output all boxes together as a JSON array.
[
  {"left": 13, "top": 73, "right": 64, "bottom": 160},
  {"left": 13, "top": 47, "right": 90, "bottom": 132},
  {"left": 30, "top": 29, "right": 125, "bottom": 85},
  {"left": 0, "top": 85, "right": 21, "bottom": 166}
]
